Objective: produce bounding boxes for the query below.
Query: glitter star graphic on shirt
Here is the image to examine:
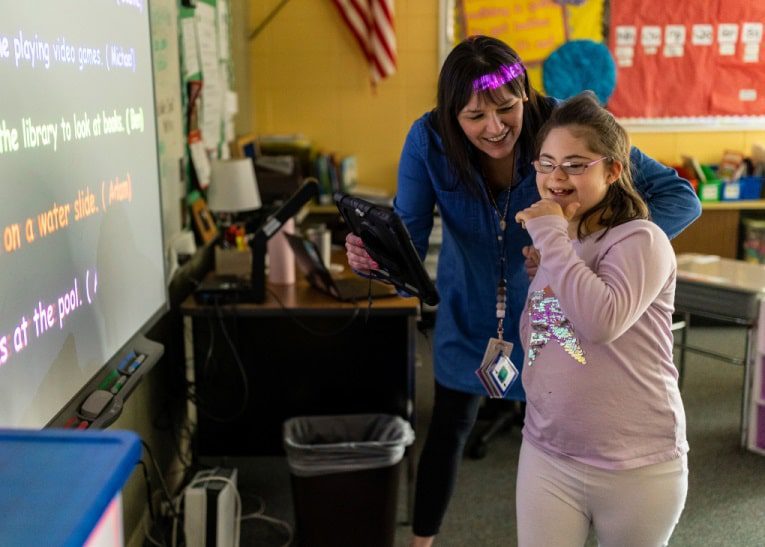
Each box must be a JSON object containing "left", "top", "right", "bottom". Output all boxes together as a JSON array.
[{"left": 527, "top": 287, "right": 586, "bottom": 366}]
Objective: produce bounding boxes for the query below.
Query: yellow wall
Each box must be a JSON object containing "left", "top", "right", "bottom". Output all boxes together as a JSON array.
[
  {"left": 248, "top": 1, "right": 439, "bottom": 193},
  {"left": 631, "top": 131, "right": 765, "bottom": 168},
  {"left": 244, "top": 1, "right": 765, "bottom": 193}
]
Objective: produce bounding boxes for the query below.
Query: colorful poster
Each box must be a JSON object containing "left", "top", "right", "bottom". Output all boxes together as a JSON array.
[
  {"left": 608, "top": 0, "right": 765, "bottom": 117},
  {"left": 462, "top": 0, "right": 567, "bottom": 64},
  {"left": 458, "top": 0, "right": 604, "bottom": 90}
]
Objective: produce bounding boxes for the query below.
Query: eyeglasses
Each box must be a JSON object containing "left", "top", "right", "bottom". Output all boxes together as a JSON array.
[{"left": 532, "top": 157, "right": 610, "bottom": 175}]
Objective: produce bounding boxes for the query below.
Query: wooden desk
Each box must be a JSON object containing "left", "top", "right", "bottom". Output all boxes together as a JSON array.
[
  {"left": 675, "top": 254, "right": 765, "bottom": 453},
  {"left": 671, "top": 200, "right": 765, "bottom": 258},
  {"left": 180, "top": 277, "right": 420, "bottom": 458}
]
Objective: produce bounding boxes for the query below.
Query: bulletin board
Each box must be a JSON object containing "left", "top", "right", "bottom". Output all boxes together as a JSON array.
[
  {"left": 439, "top": 0, "right": 765, "bottom": 130},
  {"left": 179, "top": 0, "right": 235, "bottom": 190}
]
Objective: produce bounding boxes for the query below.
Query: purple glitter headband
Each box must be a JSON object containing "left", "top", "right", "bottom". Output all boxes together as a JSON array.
[{"left": 472, "top": 62, "right": 525, "bottom": 92}]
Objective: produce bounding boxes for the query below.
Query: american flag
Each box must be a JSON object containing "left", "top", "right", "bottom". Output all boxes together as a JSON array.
[{"left": 332, "top": 0, "right": 397, "bottom": 85}]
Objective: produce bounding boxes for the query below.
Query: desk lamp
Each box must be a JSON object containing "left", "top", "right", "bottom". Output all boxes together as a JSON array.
[{"left": 207, "top": 158, "right": 262, "bottom": 226}]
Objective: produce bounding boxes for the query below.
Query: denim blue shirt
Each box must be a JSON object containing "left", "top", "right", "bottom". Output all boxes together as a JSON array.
[{"left": 394, "top": 110, "right": 701, "bottom": 398}]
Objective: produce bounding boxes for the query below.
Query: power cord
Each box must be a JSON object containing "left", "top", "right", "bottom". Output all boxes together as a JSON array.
[
  {"left": 138, "top": 460, "right": 166, "bottom": 546},
  {"left": 137, "top": 440, "right": 188, "bottom": 546},
  {"left": 150, "top": 400, "right": 194, "bottom": 472},
  {"left": 185, "top": 301, "right": 251, "bottom": 423},
  {"left": 141, "top": 440, "right": 182, "bottom": 519},
  {"left": 240, "top": 511, "right": 293, "bottom": 547},
  {"left": 266, "top": 286, "right": 362, "bottom": 336},
  {"left": 364, "top": 276, "right": 374, "bottom": 324}
]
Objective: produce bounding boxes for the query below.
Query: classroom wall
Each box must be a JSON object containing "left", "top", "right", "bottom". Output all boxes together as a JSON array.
[
  {"left": 245, "top": 0, "right": 439, "bottom": 192},
  {"left": 631, "top": 131, "right": 765, "bottom": 168},
  {"left": 240, "top": 1, "right": 765, "bottom": 192}
]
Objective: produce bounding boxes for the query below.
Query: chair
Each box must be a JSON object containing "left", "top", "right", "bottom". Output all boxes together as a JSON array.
[{"left": 466, "top": 399, "right": 525, "bottom": 460}]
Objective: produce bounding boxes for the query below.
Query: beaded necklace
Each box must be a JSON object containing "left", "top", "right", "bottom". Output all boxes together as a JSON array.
[
  {"left": 487, "top": 187, "right": 511, "bottom": 339},
  {"left": 484, "top": 149, "right": 515, "bottom": 340}
]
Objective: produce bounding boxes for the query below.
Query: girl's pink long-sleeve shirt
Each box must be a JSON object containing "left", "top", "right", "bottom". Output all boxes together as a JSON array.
[{"left": 519, "top": 215, "right": 688, "bottom": 470}]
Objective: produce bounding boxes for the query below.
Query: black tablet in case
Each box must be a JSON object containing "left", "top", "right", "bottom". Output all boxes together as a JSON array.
[{"left": 334, "top": 192, "right": 440, "bottom": 306}]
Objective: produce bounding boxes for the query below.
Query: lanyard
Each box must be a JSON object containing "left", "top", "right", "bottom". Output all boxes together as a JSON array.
[{"left": 486, "top": 188, "right": 510, "bottom": 340}]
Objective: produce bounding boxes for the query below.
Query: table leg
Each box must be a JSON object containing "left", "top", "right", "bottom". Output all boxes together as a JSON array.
[
  {"left": 183, "top": 316, "right": 197, "bottom": 432},
  {"left": 405, "top": 315, "right": 417, "bottom": 524},
  {"left": 741, "top": 324, "right": 756, "bottom": 448}
]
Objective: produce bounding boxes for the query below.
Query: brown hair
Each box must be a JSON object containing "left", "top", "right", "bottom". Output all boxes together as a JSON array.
[
  {"left": 535, "top": 91, "right": 649, "bottom": 240},
  {"left": 431, "top": 35, "right": 553, "bottom": 195}
]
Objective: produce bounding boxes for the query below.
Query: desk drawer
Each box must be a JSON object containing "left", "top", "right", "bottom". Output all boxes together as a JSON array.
[{"left": 675, "top": 281, "right": 760, "bottom": 323}]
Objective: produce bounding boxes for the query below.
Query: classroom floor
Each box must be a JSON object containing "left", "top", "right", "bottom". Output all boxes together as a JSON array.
[{"left": 217, "top": 325, "right": 765, "bottom": 546}]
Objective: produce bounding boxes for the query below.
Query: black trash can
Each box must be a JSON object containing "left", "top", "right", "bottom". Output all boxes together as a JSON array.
[{"left": 283, "top": 413, "right": 415, "bottom": 547}]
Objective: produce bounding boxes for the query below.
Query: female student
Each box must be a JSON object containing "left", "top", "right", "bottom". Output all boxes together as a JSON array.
[
  {"left": 345, "top": 36, "right": 699, "bottom": 546},
  {"left": 515, "top": 91, "right": 688, "bottom": 546}
]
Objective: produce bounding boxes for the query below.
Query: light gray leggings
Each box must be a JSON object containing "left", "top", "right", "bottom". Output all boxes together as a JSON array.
[{"left": 516, "top": 440, "right": 688, "bottom": 547}]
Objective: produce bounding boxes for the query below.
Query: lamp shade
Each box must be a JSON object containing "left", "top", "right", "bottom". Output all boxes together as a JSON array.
[{"left": 207, "top": 158, "right": 262, "bottom": 212}]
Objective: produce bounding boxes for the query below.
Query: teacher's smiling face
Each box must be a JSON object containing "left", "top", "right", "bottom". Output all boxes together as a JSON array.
[{"left": 457, "top": 87, "right": 526, "bottom": 160}]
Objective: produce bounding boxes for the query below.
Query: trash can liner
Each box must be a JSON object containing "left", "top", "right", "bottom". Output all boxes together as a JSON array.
[{"left": 283, "top": 414, "right": 415, "bottom": 477}]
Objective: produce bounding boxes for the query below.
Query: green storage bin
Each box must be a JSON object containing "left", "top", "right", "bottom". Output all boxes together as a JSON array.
[{"left": 699, "top": 179, "right": 722, "bottom": 202}]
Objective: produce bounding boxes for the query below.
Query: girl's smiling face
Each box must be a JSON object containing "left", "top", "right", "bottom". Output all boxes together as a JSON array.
[{"left": 535, "top": 125, "right": 622, "bottom": 223}]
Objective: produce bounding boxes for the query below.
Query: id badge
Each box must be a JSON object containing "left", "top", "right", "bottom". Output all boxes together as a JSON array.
[{"left": 475, "top": 338, "right": 518, "bottom": 398}]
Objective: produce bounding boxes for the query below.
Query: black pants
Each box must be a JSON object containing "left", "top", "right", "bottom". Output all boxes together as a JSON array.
[{"left": 412, "top": 382, "right": 483, "bottom": 537}]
